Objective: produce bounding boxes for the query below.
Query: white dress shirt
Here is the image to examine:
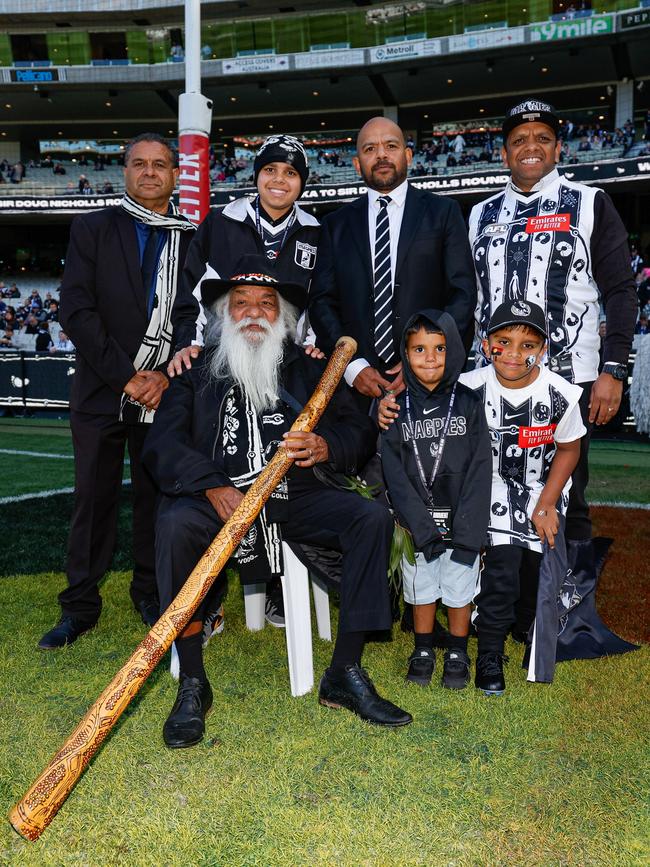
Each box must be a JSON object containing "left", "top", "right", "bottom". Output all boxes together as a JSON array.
[{"left": 345, "top": 178, "right": 409, "bottom": 387}]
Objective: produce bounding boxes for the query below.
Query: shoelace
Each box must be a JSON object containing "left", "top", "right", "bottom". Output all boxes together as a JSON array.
[
  {"left": 177, "top": 680, "right": 204, "bottom": 712},
  {"left": 478, "top": 653, "right": 509, "bottom": 675}
]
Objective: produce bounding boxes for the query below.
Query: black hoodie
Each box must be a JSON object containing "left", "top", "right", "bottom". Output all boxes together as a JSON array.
[{"left": 381, "top": 309, "right": 491, "bottom": 565}]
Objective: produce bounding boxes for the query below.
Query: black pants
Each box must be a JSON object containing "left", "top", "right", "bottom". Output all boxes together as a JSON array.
[
  {"left": 155, "top": 476, "right": 393, "bottom": 635},
  {"left": 474, "top": 545, "right": 542, "bottom": 655},
  {"left": 59, "top": 411, "right": 158, "bottom": 622},
  {"left": 566, "top": 382, "right": 593, "bottom": 541}
]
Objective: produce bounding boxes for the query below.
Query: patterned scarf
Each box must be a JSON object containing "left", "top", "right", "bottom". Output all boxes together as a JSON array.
[
  {"left": 222, "top": 386, "right": 291, "bottom": 583},
  {"left": 119, "top": 192, "right": 195, "bottom": 423}
]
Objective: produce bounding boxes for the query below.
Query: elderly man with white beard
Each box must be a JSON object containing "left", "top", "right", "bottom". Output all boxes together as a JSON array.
[{"left": 143, "top": 254, "right": 412, "bottom": 747}]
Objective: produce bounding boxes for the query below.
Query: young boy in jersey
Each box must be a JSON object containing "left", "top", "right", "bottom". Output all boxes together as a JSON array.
[
  {"left": 381, "top": 310, "right": 491, "bottom": 689},
  {"left": 460, "top": 300, "right": 586, "bottom": 695}
]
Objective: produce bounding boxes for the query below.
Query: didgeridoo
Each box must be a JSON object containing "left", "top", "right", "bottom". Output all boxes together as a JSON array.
[{"left": 9, "top": 335, "right": 357, "bottom": 842}]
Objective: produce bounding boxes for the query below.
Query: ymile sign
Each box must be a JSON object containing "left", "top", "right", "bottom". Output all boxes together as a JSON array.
[{"left": 530, "top": 13, "right": 614, "bottom": 42}]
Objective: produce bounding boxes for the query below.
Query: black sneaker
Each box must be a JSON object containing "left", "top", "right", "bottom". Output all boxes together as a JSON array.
[
  {"left": 442, "top": 648, "right": 471, "bottom": 690},
  {"left": 265, "top": 583, "right": 285, "bottom": 628},
  {"left": 475, "top": 652, "right": 508, "bottom": 696},
  {"left": 405, "top": 648, "right": 435, "bottom": 687}
]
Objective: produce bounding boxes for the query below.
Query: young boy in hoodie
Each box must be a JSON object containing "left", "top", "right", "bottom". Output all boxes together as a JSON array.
[
  {"left": 381, "top": 310, "right": 492, "bottom": 689},
  {"left": 459, "top": 301, "right": 585, "bottom": 695}
]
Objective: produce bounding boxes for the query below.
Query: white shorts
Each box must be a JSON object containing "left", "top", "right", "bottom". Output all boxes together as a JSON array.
[{"left": 402, "top": 549, "right": 479, "bottom": 608}]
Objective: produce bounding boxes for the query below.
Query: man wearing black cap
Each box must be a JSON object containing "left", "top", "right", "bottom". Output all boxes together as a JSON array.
[
  {"left": 469, "top": 98, "right": 637, "bottom": 569},
  {"left": 143, "top": 254, "right": 412, "bottom": 747},
  {"left": 168, "top": 134, "right": 319, "bottom": 377}
]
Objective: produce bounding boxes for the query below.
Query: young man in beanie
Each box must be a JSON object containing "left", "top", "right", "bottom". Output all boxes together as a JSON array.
[
  {"left": 168, "top": 134, "right": 320, "bottom": 628},
  {"left": 168, "top": 133, "right": 319, "bottom": 377}
]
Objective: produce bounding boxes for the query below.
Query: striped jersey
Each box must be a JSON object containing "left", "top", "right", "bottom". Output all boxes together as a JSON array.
[
  {"left": 460, "top": 364, "right": 585, "bottom": 551},
  {"left": 469, "top": 169, "right": 602, "bottom": 384}
]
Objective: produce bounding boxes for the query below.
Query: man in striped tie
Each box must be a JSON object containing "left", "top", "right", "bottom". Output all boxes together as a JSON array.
[{"left": 310, "top": 116, "right": 476, "bottom": 407}]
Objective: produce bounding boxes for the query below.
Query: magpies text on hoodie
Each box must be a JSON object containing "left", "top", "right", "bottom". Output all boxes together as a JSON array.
[{"left": 381, "top": 309, "right": 492, "bottom": 565}]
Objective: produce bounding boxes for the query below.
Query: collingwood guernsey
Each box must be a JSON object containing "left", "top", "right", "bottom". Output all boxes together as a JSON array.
[
  {"left": 469, "top": 168, "right": 633, "bottom": 384},
  {"left": 460, "top": 364, "right": 585, "bottom": 552}
]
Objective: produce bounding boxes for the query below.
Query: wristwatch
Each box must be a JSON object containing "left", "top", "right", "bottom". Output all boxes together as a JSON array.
[{"left": 602, "top": 362, "right": 627, "bottom": 381}]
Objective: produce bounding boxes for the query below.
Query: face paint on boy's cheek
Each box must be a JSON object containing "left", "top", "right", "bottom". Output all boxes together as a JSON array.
[
  {"left": 525, "top": 355, "right": 537, "bottom": 369},
  {"left": 490, "top": 347, "right": 503, "bottom": 357}
]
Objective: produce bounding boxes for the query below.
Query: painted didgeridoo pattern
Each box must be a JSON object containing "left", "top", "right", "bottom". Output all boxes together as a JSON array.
[{"left": 9, "top": 335, "right": 357, "bottom": 841}]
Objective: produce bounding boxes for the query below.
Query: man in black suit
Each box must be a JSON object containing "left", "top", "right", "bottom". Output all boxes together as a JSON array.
[
  {"left": 38, "top": 133, "right": 196, "bottom": 649},
  {"left": 309, "top": 117, "right": 476, "bottom": 401}
]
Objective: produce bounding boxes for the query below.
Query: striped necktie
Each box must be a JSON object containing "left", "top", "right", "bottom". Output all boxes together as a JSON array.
[{"left": 373, "top": 195, "right": 394, "bottom": 364}]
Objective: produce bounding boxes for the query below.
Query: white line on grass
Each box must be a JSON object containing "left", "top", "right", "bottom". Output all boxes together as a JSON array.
[
  {"left": 0, "top": 479, "right": 131, "bottom": 505},
  {"left": 589, "top": 500, "right": 650, "bottom": 510},
  {"left": 0, "top": 448, "right": 130, "bottom": 463},
  {"left": 0, "top": 448, "right": 73, "bottom": 459}
]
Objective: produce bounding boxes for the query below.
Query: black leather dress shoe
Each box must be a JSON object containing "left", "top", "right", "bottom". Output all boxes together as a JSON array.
[
  {"left": 319, "top": 664, "right": 412, "bottom": 727},
  {"left": 135, "top": 597, "right": 160, "bottom": 627},
  {"left": 163, "top": 675, "right": 213, "bottom": 748},
  {"left": 38, "top": 616, "right": 96, "bottom": 650}
]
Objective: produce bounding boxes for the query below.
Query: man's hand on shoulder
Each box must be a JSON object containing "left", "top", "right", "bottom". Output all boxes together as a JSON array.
[
  {"left": 303, "top": 344, "right": 325, "bottom": 360},
  {"left": 168, "top": 345, "right": 202, "bottom": 378},
  {"left": 352, "top": 366, "right": 392, "bottom": 398},
  {"left": 205, "top": 486, "right": 244, "bottom": 522}
]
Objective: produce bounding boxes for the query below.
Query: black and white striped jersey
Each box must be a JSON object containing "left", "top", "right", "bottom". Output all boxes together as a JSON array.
[
  {"left": 460, "top": 365, "right": 585, "bottom": 551},
  {"left": 469, "top": 169, "right": 606, "bottom": 384}
]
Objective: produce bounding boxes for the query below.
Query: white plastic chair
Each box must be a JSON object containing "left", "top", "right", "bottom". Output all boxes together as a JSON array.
[
  {"left": 170, "top": 543, "right": 331, "bottom": 696},
  {"left": 243, "top": 542, "right": 331, "bottom": 697}
]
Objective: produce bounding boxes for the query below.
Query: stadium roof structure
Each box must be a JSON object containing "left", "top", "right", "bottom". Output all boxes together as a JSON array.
[{"left": 0, "top": 2, "right": 648, "bottom": 143}]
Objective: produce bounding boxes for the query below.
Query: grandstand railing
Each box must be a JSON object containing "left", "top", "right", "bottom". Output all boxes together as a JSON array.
[
  {"left": 0, "top": 144, "right": 633, "bottom": 199},
  {"left": 0, "top": 6, "right": 647, "bottom": 78}
]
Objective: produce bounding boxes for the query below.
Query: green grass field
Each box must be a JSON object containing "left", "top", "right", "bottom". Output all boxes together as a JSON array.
[{"left": 0, "top": 419, "right": 648, "bottom": 866}]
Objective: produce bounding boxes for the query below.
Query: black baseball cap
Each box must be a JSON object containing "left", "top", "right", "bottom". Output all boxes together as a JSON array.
[
  {"left": 487, "top": 300, "right": 547, "bottom": 338},
  {"left": 200, "top": 253, "right": 307, "bottom": 311},
  {"left": 502, "top": 98, "right": 560, "bottom": 140}
]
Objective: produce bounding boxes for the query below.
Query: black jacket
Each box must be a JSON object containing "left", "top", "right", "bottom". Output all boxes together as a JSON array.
[
  {"left": 381, "top": 309, "right": 491, "bottom": 564},
  {"left": 142, "top": 341, "right": 376, "bottom": 497},
  {"left": 171, "top": 197, "right": 320, "bottom": 351},
  {"left": 60, "top": 206, "right": 194, "bottom": 416},
  {"left": 308, "top": 185, "right": 477, "bottom": 369}
]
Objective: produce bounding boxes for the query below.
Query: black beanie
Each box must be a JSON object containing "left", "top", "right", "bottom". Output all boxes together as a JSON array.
[{"left": 253, "top": 134, "right": 309, "bottom": 193}]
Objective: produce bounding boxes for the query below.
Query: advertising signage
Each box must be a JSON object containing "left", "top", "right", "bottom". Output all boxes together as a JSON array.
[
  {"left": 529, "top": 13, "right": 614, "bottom": 42},
  {"left": 0, "top": 159, "right": 649, "bottom": 214}
]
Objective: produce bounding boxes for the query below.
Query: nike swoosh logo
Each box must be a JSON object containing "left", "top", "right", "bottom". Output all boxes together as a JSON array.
[
  {"left": 423, "top": 407, "right": 440, "bottom": 415},
  {"left": 504, "top": 412, "right": 524, "bottom": 420},
  {"left": 263, "top": 239, "right": 278, "bottom": 246}
]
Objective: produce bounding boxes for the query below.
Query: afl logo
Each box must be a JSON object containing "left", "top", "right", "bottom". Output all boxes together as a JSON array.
[{"left": 511, "top": 301, "right": 531, "bottom": 317}]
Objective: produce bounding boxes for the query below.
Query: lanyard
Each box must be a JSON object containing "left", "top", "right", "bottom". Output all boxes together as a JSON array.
[
  {"left": 405, "top": 383, "right": 457, "bottom": 507},
  {"left": 255, "top": 196, "right": 295, "bottom": 260}
]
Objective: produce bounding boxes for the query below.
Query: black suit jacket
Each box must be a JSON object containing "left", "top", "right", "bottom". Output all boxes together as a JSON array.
[
  {"left": 60, "top": 206, "right": 193, "bottom": 416},
  {"left": 142, "top": 342, "right": 377, "bottom": 497},
  {"left": 308, "top": 185, "right": 476, "bottom": 369}
]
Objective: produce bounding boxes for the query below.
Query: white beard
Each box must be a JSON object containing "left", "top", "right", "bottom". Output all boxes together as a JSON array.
[{"left": 205, "top": 295, "right": 297, "bottom": 415}]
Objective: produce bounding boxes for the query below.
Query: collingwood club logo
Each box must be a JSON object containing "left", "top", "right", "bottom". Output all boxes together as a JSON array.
[{"left": 512, "top": 301, "right": 531, "bottom": 317}]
